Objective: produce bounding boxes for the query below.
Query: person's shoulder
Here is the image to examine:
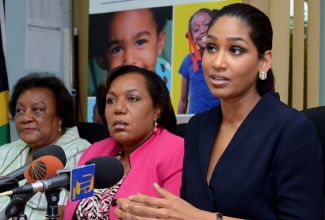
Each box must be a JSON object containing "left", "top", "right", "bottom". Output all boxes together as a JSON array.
[
  {"left": 190, "top": 105, "right": 220, "bottom": 124},
  {"left": 86, "top": 137, "right": 118, "bottom": 153},
  {"left": 0, "top": 140, "right": 16, "bottom": 149},
  {"left": 179, "top": 54, "right": 193, "bottom": 66},
  {"left": 261, "top": 93, "right": 316, "bottom": 134},
  {"left": 154, "top": 128, "right": 184, "bottom": 150},
  {"left": 148, "top": 129, "right": 184, "bottom": 161},
  {"left": 65, "top": 126, "right": 81, "bottom": 137},
  {"left": 59, "top": 126, "right": 91, "bottom": 146},
  {"left": 183, "top": 53, "right": 192, "bottom": 60},
  {"left": 0, "top": 140, "right": 26, "bottom": 168},
  {"left": 160, "top": 128, "right": 184, "bottom": 142},
  {"left": 0, "top": 140, "right": 27, "bottom": 174},
  {"left": 77, "top": 137, "right": 116, "bottom": 165},
  {"left": 263, "top": 93, "right": 308, "bottom": 122},
  {"left": 0, "top": 139, "right": 26, "bottom": 151},
  {"left": 156, "top": 57, "right": 171, "bottom": 68},
  {"left": 84, "top": 137, "right": 113, "bottom": 151}
]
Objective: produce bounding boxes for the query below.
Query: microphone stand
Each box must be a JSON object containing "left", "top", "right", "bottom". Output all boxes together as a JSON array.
[
  {"left": 11, "top": 194, "right": 27, "bottom": 220},
  {"left": 45, "top": 189, "right": 62, "bottom": 220},
  {"left": 14, "top": 212, "right": 27, "bottom": 220},
  {"left": 4, "top": 194, "right": 31, "bottom": 220}
]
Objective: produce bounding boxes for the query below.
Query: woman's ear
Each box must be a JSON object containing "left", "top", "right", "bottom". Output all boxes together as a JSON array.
[
  {"left": 259, "top": 50, "right": 272, "bottom": 73},
  {"left": 95, "top": 56, "right": 108, "bottom": 71},
  {"left": 154, "top": 105, "right": 162, "bottom": 121},
  {"left": 59, "top": 119, "right": 63, "bottom": 127}
]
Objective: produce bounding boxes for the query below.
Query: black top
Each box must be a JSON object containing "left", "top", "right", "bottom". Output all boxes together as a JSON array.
[{"left": 181, "top": 92, "right": 323, "bottom": 219}]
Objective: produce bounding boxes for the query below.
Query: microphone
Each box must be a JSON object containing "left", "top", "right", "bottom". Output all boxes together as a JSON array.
[
  {"left": 85, "top": 156, "right": 124, "bottom": 189},
  {"left": 0, "top": 156, "right": 124, "bottom": 197},
  {"left": 0, "top": 154, "right": 66, "bottom": 219},
  {"left": 32, "top": 145, "right": 67, "bottom": 165},
  {"left": 24, "top": 155, "right": 65, "bottom": 183},
  {"left": 0, "top": 145, "right": 67, "bottom": 193},
  {"left": 0, "top": 155, "right": 65, "bottom": 197}
]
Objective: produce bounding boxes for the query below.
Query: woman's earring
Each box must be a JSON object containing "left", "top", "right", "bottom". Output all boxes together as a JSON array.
[
  {"left": 259, "top": 71, "right": 267, "bottom": 80},
  {"left": 58, "top": 126, "right": 61, "bottom": 132},
  {"left": 154, "top": 121, "right": 158, "bottom": 133}
]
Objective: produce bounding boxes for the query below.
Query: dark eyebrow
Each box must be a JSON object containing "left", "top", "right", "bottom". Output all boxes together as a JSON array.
[
  {"left": 206, "top": 34, "right": 217, "bottom": 40},
  {"left": 16, "top": 101, "right": 46, "bottom": 105},
  {"left": 107, "top": 39, "right": 120, "bottom": 48},
  {"left": 107, "top": 31, "right": 151, "bottom": 48},
  {"left": 135, "top": 31, "right": 151, "bottom": 38},
  {"left": 226, "top": 36, "right": 248, "bottom": 44},
  {"left": 107, "top": 89, "right": 139, "bottom": 96},
  {"left": 206, "top": 34, "right": 248, "bottom": 45}
]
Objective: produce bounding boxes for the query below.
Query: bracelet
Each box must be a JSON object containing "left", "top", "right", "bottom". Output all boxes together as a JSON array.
[{"left": 216, "top": 212, "right": 223, "bottom": 220}]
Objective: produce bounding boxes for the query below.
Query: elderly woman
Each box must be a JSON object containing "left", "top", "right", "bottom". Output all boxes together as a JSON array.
[
  {"left": 0, "top": 72, "right": 90, "bottom": 219},
  {"left": 64, "top": 65, "right": 184, "bottom": 220}
]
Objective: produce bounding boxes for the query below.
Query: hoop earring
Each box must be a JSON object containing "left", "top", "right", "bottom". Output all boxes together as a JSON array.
[
  {"left": 154, "top": 121, "right": 158, "bottom": 133},
  {"left": 259, "top": 71, "right": 267, "bottom": 80}
]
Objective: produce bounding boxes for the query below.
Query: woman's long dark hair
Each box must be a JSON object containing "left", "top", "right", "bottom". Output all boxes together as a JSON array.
[
  {"left": 96, "top": 65, "right": 177, "bottom": 132},
  {"left": 209, "top": 3, "right": 275, "bottom": 96}
]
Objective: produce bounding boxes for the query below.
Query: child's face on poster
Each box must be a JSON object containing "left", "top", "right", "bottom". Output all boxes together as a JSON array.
[
  {"left": 106, "top": 9, "right": 166, "bottom": 72},
  {"left": 191, "top": 11, "right": 211, "bottom": 49}
]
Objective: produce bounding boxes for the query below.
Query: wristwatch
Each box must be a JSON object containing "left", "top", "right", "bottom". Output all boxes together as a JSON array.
[{"left": 216, "top": 212, "right": 223, "bottom": 220}]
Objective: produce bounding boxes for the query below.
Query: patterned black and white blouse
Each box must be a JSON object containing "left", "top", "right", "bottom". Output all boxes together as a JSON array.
[{"left": 73, "top": 152, "right": 124, "bottom": 220}]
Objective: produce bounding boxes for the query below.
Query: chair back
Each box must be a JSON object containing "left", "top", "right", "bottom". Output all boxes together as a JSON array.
[
  {"left": 300, "top": 106, "right": 325, "bottom": 197},
  {"left": 171, "top": 123, "right": 188, "bottom": 138},
  {"left": 76, "top": 122, "right": 110, "bottom": 144}
]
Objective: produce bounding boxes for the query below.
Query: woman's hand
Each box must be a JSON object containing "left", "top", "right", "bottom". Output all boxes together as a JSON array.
[{"left": 114, "top": 183, "right": 216, "bottom": 220}]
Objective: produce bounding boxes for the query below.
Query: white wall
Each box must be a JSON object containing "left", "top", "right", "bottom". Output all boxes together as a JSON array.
[{"left": 5, "top": 0, "right": 71, "bottom": 141}]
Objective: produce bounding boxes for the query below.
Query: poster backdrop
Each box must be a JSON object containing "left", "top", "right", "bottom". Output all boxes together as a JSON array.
[{"left": 87, "top": 0, "right": 241, "bottom": 122}]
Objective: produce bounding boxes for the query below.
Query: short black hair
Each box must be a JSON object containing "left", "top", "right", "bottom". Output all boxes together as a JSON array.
[
  {"left": 187, "top": 8, "right": 214, "bottom": 38},
  {"left": 89, "top": 6, "right": 172, "bottom": 68},
  {"left": 96, "top": 65, "right": 176, "bottom": 131},
  {"left": 9, "top": 72, "right": 75, "bottom": 127}
]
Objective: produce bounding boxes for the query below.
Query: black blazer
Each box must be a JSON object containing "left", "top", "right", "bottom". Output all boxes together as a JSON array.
[{"left": 181, "top": 93, "right": 323, "bottom": 219}]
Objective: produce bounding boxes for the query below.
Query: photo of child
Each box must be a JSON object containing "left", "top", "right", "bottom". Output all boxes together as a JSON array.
[
  {"left": 177, "top": 8, "right": 220, "bottom": 114},
  {"left": 88, "top": 6, "right": 173, "bottom": 96}
]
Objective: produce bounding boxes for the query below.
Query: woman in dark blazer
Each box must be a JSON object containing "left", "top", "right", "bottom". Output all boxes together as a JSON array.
[{"left": 114, "top": 3, "right": 323, "bottom": 220}]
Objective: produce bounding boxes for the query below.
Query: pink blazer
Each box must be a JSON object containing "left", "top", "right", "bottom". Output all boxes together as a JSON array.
[{"left": 64, "top": 127, "right": 184, "bottom": 220}]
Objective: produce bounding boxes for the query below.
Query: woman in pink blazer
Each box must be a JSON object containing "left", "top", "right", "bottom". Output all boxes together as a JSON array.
[{"left": 64, "top": 65, "right": 184, "bottom": 220}]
